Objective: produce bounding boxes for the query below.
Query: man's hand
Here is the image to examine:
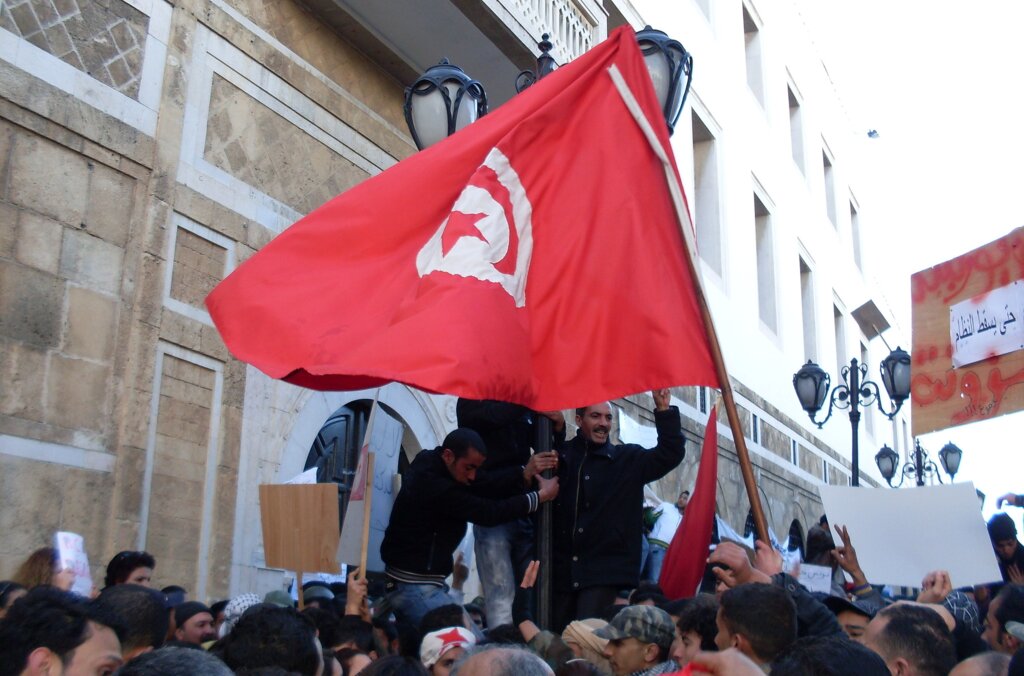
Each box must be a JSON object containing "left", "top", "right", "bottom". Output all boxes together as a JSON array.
[
  {"left": 917, "top": 570, "right": 953, "bottom": 604},
  {"left": 536, "top": 474, "right": 559, "bottom": 502},
  {"left": 708, "top": 542, "right": 770, "bottom": 588},
  {"left": 998, "top": 493, "right": 1021, "bottom": 508},
  {"left": 345, "top": 568, "right": 370, "bottom": 620},
  {"left": 539, "top": 411, "right": 565, "bottom": 432},
  {"left": 753, "top": 540, "right": 784, "bottom": 577},
  {"left": 1009, "top": 564, "right": 1024, "bottom": 585},
  {"left": 524, "top": 450, "right": 558, "bottom": 482},
  {"left": 652, "top": 388, "right": 671, "bottom": 411},
  {"left": 830, "top": 524, "right": 868, "bottom": 587},
  {"left": 521, "top": 560, "right": 540, "bottom": 589},
  {"left": 452, "top": 552, "right": 469, "bottom": 590}
]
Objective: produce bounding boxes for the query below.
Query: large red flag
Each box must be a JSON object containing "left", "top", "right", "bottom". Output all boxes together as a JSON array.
[
  {"left": 206, "top": 26, "right": 719, "bottom": 410},
  {"left": 660, "top": 407, "right": 718, "bottom": 599}
]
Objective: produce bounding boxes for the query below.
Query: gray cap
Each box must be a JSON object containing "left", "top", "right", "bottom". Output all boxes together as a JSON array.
[
  {"left": 263, "top": 590, "right": 294, "bottom": 608},
  {"left": 594, "top": 605, "right": 675, "bottom": 648}
]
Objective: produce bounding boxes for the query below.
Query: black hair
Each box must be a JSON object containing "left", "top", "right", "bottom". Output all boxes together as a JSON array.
[
  {"left": 442, "top": 428, "right": 487, "bottom": 459},
  {"left": 770, "top": 635, "right": 889, "bottom": 676},
  {"left": 335, "top": 647, "right": 370, "bottom": 675},
  {"left": 114, "top": 645, "right": 233, "bottom": 675},
  {"left": 630, "top": 590, "right": 669, "bottom": 607},
  {"left": 215, "top": 605, "right": 320, "bottom": 675},
  {"left": 0, "top": 587, "right": 122, "bottom": 675},
  {"left": 419, "top": 604, "right": 467, "bottom": 636},
  {"left": 463, "top": 603, "right": 486, "bottom": 628},
  {"left": 872, "top": 604, "right": 956, "bottom": 676},
  {"left": 660, "top": 598, "right": 688, "bottom": 616},
  {"left": 210, "top": 599, "right": 229, "bottom": 617},
  {"left": 104, "top": 551, "right": 156, "bottom": 588},
  {"left": 0, "top": 581, "right": 25, "bottom": 610},
  {"left": 336, "top": 615, "right": 376, "bottom": 654},
  {"left": 556, "top": 661, "right": 605, "bottom": 676},
  {"left": 302, "top": 607, "right": 343, "bottom": 649},
  {"left": 359, "top": 655, "right": 429, "bottom": 676},
  {"left": 161, "top": 585, "right": 187, "bottom": 595},
  {"left": 94, "top": 583, "right": 169, "bottom": 653},
  {"left": 719, "top": 583, "right": 796, "bottom": 662},
  {"left": 676, "top": 593, "right": 719, "bottom": 651},
  {"left": 995, "top": 584, "right": 1024, "bottom": 637},
  {"left": 482, "top": 623, "right": 525, "bottom": 644}
]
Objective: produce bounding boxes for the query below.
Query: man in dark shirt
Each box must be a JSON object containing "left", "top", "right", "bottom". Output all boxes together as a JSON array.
[
  {"left": 456, "top": 399, "right": 563, "bottom": 627},
  {"left": 988, "top": 513, "right": 1024, "bottom": 583},
  {"left": 551, "top": 389, "right": 684, "bottom": 630},
  {"left": 380, "top": 427, "right": 557, "bottom": 629}
]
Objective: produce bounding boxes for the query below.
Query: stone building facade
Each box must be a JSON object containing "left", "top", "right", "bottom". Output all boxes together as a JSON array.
[{"left": 0, "top": 0, "right": 903, "bottom": 600}]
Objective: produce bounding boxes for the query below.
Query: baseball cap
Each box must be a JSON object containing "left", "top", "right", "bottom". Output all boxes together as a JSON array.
[{"left": 595, "top": 605, "right": 675, "bottom": 649}]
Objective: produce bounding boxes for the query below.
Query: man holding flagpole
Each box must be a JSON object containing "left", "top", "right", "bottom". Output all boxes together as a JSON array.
[
  {"left": 551, "top": 389, "right": 685, "bottom": 630},
  {"left": 380, "top": 427, "right": 559, "bottom": 628}
]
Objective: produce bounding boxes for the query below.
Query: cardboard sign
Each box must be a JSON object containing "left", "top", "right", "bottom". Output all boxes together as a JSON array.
[
  {"left": 818, "top": 482, "right": 1001, "bottom": 588},
  {"left": 911, "top": 228, "right": 1024, "bottom": 435},
  {"left": 259, "top": 483, "right": 341, "bottom": 574},
  {"left": 54, "top": 531, "right": 92, "bottom": 597}
]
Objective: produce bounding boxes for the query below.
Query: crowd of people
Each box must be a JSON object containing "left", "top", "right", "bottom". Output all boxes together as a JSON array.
[{"left": 1, "top": 395, "right": 1023, "bottom": 675}]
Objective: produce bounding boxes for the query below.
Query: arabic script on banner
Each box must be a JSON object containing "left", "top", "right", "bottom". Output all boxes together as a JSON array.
[{"left": 950, "top": 280, "right": 1024, "bottom": 367}]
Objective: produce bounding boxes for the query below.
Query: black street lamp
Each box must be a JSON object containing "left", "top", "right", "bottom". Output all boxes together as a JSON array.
[
  {"left": 792, "top": 347, "right": 912, "bottom": 486},
  {"left": 876, "top": 439, "right": 963, "bottom": 487},
  {"left": 404, "top": 26, "right": 694, "bottom": 149}
]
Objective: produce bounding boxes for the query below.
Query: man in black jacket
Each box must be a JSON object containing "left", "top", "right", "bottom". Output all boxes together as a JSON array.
[
  {"left": 457, "top": 399, "right": 564, "bottom": 627},
  {"left": 380, "top": 427, "right": 558, "bottom": 628},
  {"left": 551, "top": 389, "right": 684, "bottom": 630}
]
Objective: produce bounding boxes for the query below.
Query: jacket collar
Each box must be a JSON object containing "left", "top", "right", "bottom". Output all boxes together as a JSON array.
[{"left": 572, "top": 434, "right": 615, "bottom": 458}]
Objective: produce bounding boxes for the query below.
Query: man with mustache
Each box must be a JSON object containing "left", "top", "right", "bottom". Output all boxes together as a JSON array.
[{"left": 551, "top": 389, "right": 685, "bottom": 630}]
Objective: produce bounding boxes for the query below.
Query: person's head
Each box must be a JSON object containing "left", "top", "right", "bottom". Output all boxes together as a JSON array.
[
  {"left": 336, "top": 647, "right": 373, "bottom": 676},
  {"left": 216, "top": 605, "right": 322, "bottom": 675},
  {"left": 303, "top": 607, "right": 343, "bottom": 651},
  {"left": 949, "top": 651, "right": 1011, "bottom": 676},
  {"left": 449, "top": 644, "right": 551, "bottom": 676},
  {"left": 440, "top": 429, "right": 487, "bottom": 485},
  {"left": 716, "top": 583, "right": 796, "bottom": 665},
  {"left": 217, "top": 593, "right": 263, "bottom": 639},
  {"left": 823, "top": 596, "right": 875, "bottom": 643},
  {"left": 173, "top": 601, "right": 216, "bottom": 645},
  {"left": 595, "top": 605, "right": 675, "bottom": 675},
  {"left": 0, "top": 586, "right": 124, "bottom": 676},
  {"left": 575, "top": 403, "right": 613, "bottom": 445},
  {"left": 989, "top": 514, "right": 1021, "bottom": 562},
  {"left": 11, "top": 547, "right": 62, "bottom": 589},
  {"left": 676, "top": 491, "right": 690, "bottom": 512},
  {"left": 420, "top": 604, "right": 471, "bottom": 636},
  {"left": 93, "top": 584, "right": 169, "bottom": 659},
  {"left": 804, "top": 527, "right": 837, "bottom": 567},
  {"left": 359, "top": 654, "right": 429, "bottom": 676},
  {"left": 114, "top": 645, "right": 234, "bottom": 675},
  {"left": 420, "top": 627, "right": 475, "bottom": 676},
  {"left": 0, "top": 581, "right": 27, "bottom": 619},
  {"left": 210, "top": 599, "right": 229, "bottom": 634},
  {"left": 984, "top": 585, "right": 1024, "bottom": 653},
  {"left": 104, "top": 551, "right": 156, "bottom": 588},
  {"left": 770, "top": 635, "right": 890, "bottom": 676},
  {"left": 463, "top": 604, "right": 485, "bottom": 629},
  {"left": 303, "top": 583, "right": 334, "bottom": 609},
  {"left": 671, "top": 594, "right": 718, "bottom": 666},
  {"left": 336, "top": 615, "right": 377, "bottom": 656},
  {"left": 561, "top": 619, "right": 611, "bottom": 672},
  {"left": 863, "top": 603, "right": 956, "bottom": 676}
]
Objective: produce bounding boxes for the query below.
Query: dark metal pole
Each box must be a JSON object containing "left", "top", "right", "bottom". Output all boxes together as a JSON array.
[
  {"left": 848, "top": 358, "right": 860, "bottom": 487},
  {"left": 535, "top": 414, "right": 552, "bottom": 629},
  {"left": 914, "top": 440, "right": 925, "bottom": 486}
]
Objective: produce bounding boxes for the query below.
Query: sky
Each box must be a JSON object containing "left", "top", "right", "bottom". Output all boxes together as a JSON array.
[{"left": 797, "top": 0, "right": 1024, "bottom": 527}]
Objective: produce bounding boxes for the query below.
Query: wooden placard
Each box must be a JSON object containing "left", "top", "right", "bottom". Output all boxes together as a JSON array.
[
  {"left": 911, "top": 227, "right": 1024, "bottom": 435},
  {"left": 258, "top": 483, "right": 341, "bottom": 574}
]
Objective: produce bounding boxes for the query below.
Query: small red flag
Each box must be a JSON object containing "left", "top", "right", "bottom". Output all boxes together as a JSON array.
[
  {"left": 660, "top": 407, "right": 718, "bottom": 599},
  {"left": 206, "top": 26, "right": 719, "bottom": 410}
]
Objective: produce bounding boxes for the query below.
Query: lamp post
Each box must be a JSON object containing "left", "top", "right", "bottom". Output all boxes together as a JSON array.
[
  {"left": 792, "top": 347, "right": 912, "bottom": 486},
  {"left": 404, "top": 27, "right": 694, "bottom": 149},
  {"left": 875, "top": 439, "right": 962, "bottom": 487}
]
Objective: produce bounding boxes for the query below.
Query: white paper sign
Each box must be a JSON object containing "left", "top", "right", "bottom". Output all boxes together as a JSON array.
[
  {"left": 950, "top": 280, "right": 1024, "bottom": 367},
  {"left": 818, "top": 482, "right": 1001, "bottom": 588},
  {"left": 798, "top": 564, "right": 834, "bottom": 594},
  {"left": 54, "top": 531, "right": 92, "bottom": 597},
  {"left": 617, "top": 408, "right": 659, "bottom": 447},
  {"left": 284, "top": 467, "right": 318, "bottom": 484}
]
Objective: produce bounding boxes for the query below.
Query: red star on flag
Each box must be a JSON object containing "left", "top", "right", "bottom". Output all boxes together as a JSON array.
[{"left": 441, "top": 210, "right": 488, "bottom": 255}]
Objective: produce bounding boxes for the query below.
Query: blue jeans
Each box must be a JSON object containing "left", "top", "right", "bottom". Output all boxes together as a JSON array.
[
  {"left": 474, "top": 518, "right": 534, "bottom": 627},
  {"left": 643, "top": 542, "right": 668, "bottom": 583},
  {"left": 384, "top": 581, "right": 454, "bottom": 629}
]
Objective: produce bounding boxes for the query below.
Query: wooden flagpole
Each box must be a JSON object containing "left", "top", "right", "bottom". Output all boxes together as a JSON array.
[
  {"left": 358, "top": 453, "right": 375, "bottom": 579},
  {"left": 607, "top": 65, "right": 770, "bottom": 544}
]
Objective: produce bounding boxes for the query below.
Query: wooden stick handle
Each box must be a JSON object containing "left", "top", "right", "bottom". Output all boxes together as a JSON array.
[{"left": 296, "top": 571, "right": 304, "bottom": 610}]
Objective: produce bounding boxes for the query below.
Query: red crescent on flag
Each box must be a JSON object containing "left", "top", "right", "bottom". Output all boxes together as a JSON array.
[{"left": 466, "top": 164, "right": 518, "bottom": 275}]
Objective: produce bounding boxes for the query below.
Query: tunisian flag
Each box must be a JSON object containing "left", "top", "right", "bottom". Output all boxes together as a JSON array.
[
  {"left": 660, "top": 407, "right": 718, "bottom": 599},
  {"left": 207, "top": 26, "right": 719, "bottom": 410}
]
